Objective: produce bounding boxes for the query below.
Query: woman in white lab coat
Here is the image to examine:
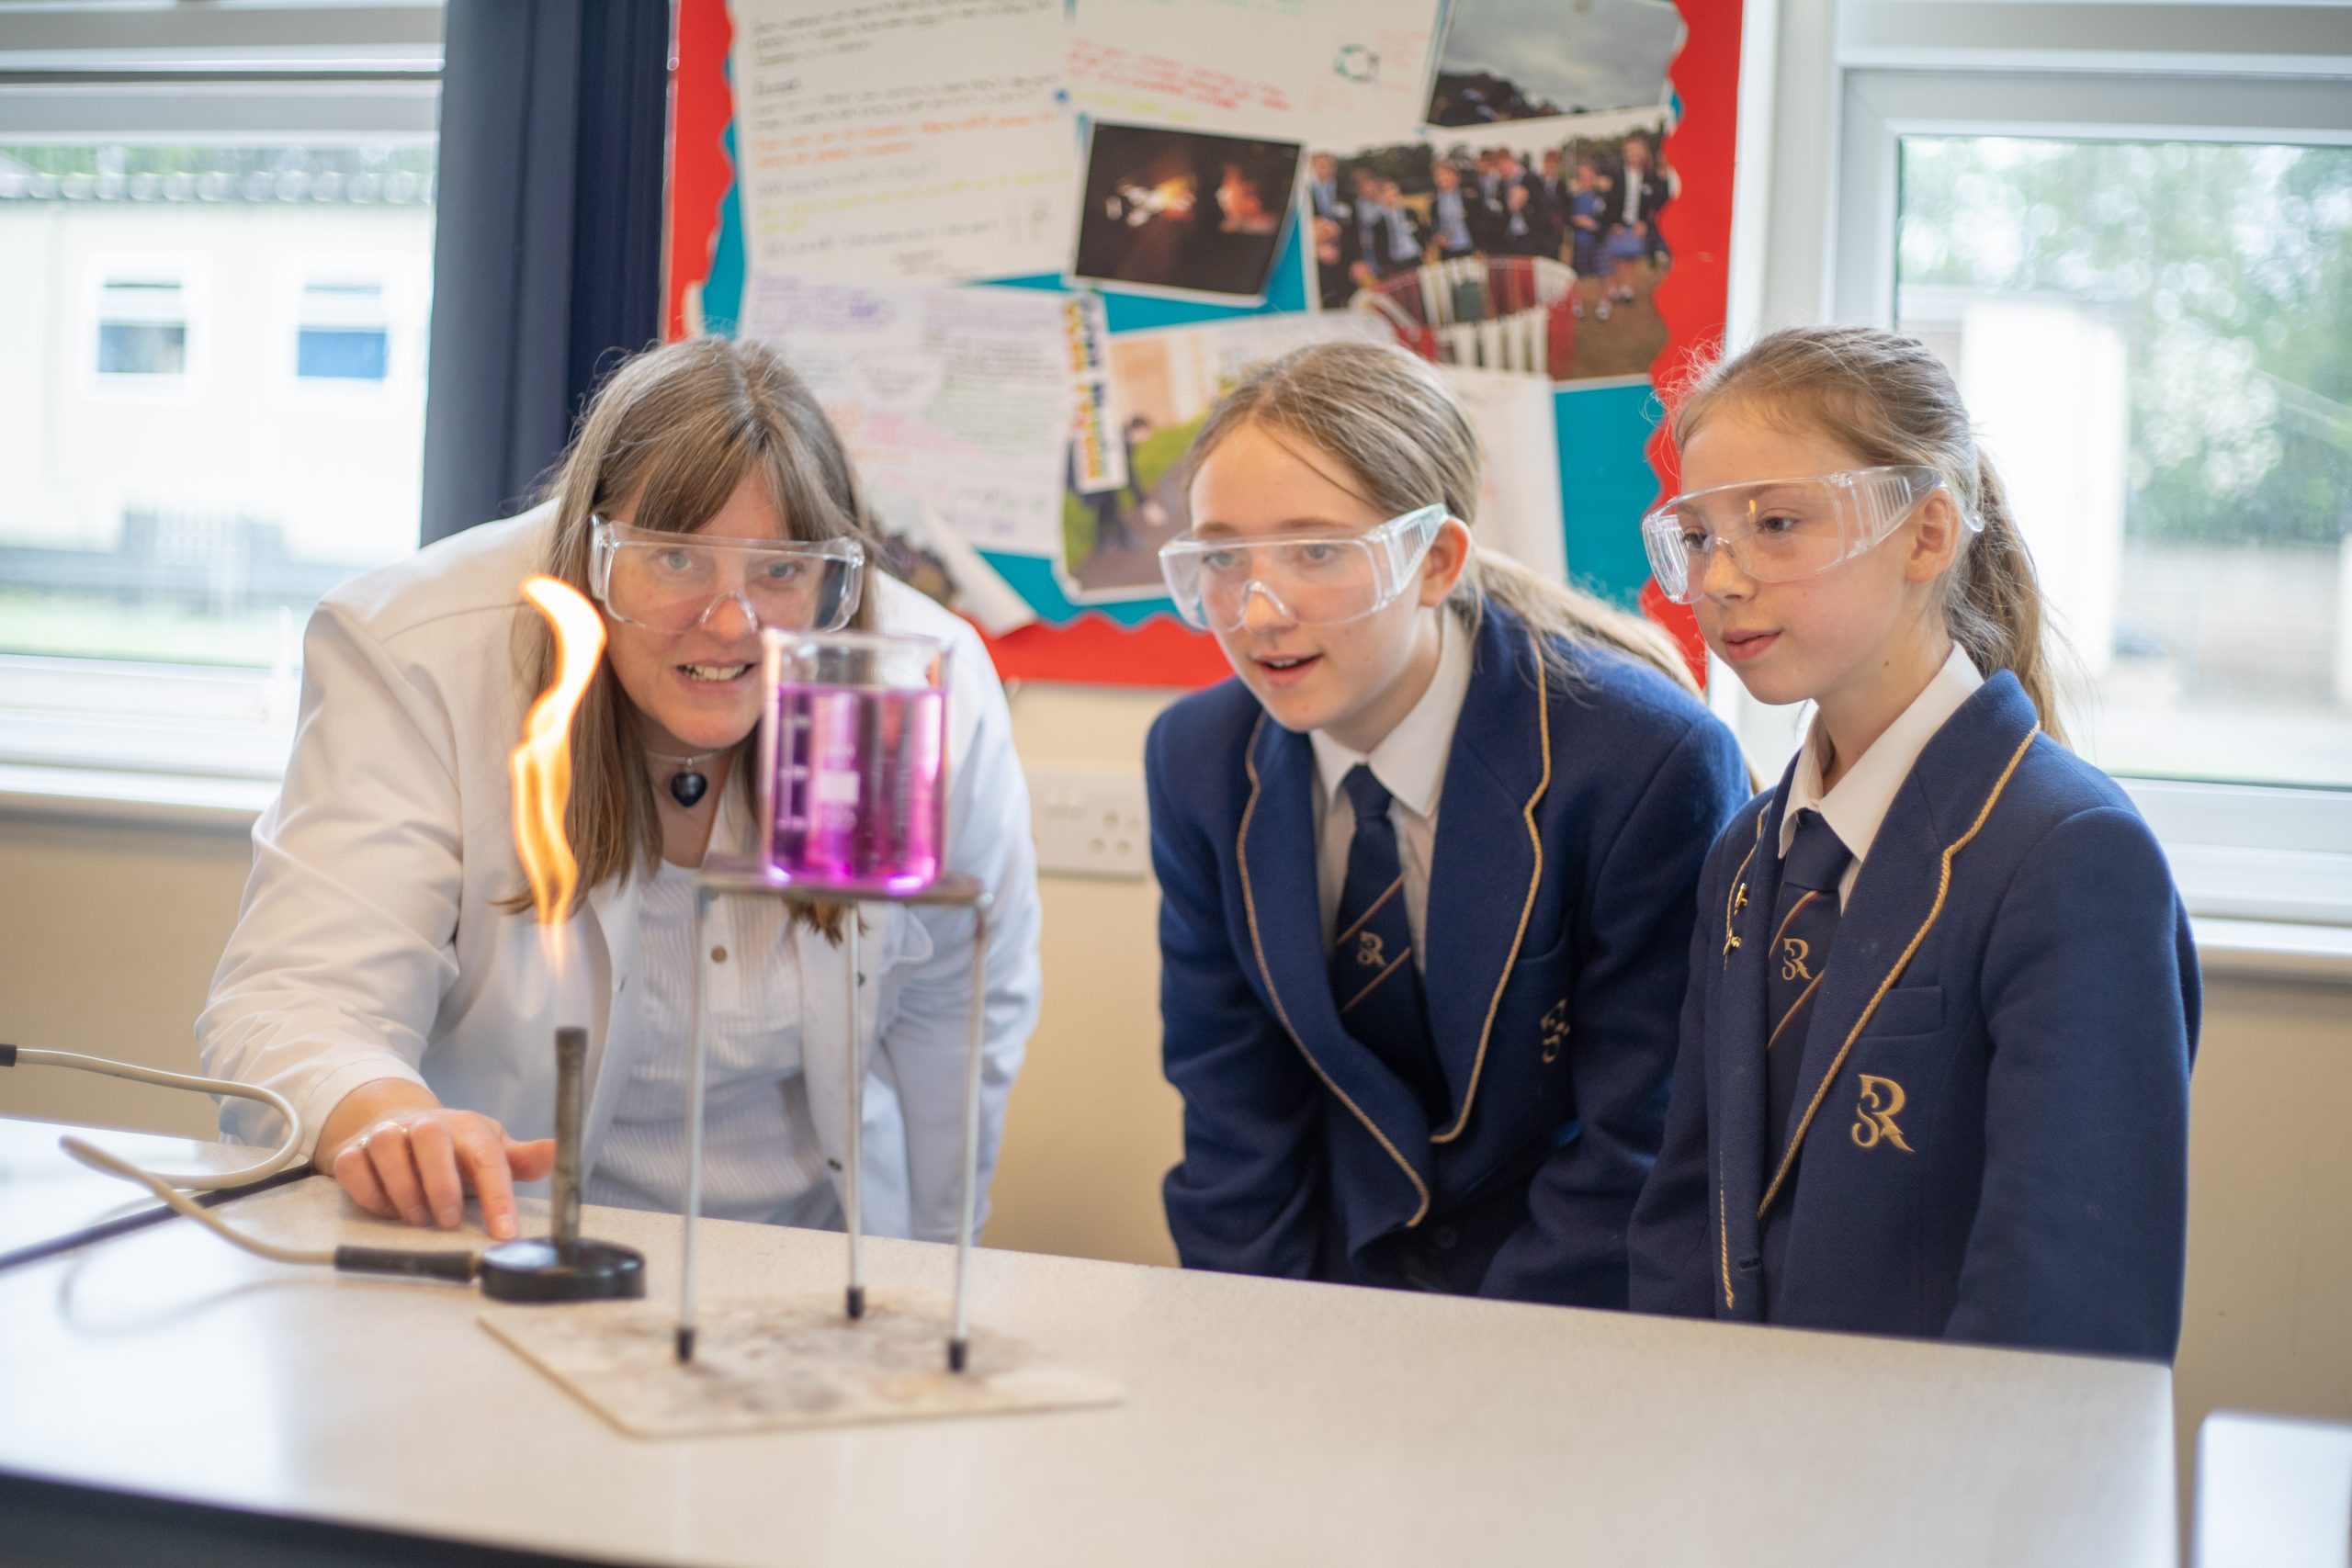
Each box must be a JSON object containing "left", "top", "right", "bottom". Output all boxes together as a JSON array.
[{"left": 199, "top": 335, "right": 1041, "bottom": 1245}]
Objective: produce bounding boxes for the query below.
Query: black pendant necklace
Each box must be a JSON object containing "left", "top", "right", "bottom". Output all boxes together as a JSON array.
[{"left": 647, "top": 749, "right": 717, "bottom": 808}]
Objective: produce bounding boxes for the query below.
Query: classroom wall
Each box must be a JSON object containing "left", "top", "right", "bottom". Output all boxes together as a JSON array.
[{"left": 3, "top": 696, "right": 2348, "bottom": 1474}]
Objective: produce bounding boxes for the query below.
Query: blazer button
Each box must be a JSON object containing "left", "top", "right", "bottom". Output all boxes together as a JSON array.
[
  {"left": 710, "top": 945, "right": 728, "bottom": 964},
  {"left": 1433, "top": 1224, "right": 1461, "bottom": 1250}
]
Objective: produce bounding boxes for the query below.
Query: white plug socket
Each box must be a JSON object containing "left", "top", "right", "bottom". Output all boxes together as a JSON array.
[{"left": 1029, "top": 764, "right": 1150, "bottom": 880}]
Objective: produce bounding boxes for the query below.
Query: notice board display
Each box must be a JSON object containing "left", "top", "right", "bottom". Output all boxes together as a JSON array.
[{"left": 664, "top": 0, "right": 1744, "bottom": 686}]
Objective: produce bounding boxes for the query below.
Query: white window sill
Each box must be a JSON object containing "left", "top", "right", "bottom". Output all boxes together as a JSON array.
[
  {"left": 0, "top": 762, "right": 274, "bottom": 833},
  {"left": 3, "top": 762, "right": 2348, "bottom": 987},
  {"left": 2188, "top": 918, "right": 2352, "bottom": 988}
]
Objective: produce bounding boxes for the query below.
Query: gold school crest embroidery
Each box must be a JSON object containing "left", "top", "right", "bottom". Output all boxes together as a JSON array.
[
  {"left": 1356, "top": 931, "right": 1385, "bottom": 968},
  {"left": 1850, "top": 1075, "right": 1914, "bottom": 1152},
  {"left": 1539, "top": 999, "right": 1569, "bottom": 1062},
  {"left": 1780, "top": 937, "right": 1815, "bottom": 983}
]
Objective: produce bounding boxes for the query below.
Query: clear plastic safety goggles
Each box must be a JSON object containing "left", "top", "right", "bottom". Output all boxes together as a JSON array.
[
  {"left": 589, "top": 518, "right": 865, "bottom": 635},
  {"left": 1641, "top": 466, "right": 1975, "bottom": 606},
  {"left": 1157, "top": 504, "right": 1447, "bottom": 634}
]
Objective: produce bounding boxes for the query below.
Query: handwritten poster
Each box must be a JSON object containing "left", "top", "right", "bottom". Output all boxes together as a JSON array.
[
  {"left": 729, "top": 0, "right": 1076, "bottom": 283},
  {"left": 741, "top": 276, "right": 1076, "bottom": 556},
  {"left": 1066, "top": 0, "right": 1444, "bottom": 149}
]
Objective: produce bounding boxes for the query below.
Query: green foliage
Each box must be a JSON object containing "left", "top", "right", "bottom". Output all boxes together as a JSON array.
[
  {"left": 1899, "top": 137, "right": 2352, "bottom": 547},
  {"left": 0, "top": 143, "right": 436, "bottom": 181}
]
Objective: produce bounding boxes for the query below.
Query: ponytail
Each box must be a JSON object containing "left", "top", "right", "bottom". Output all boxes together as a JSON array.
[{"left": 1948, "top": 451, "right": 2067, "bottom": 745}]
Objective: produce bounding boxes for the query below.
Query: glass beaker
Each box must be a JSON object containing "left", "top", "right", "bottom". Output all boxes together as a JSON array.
[{"left": 758, "top": 629, "right": 950, "bottom": 895}]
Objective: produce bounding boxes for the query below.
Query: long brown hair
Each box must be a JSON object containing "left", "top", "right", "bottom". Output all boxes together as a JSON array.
[
  {"left": 510, "top": 335, "right": 879, "bottom": 919},
  {"left": 1670, "top": 323, "right": 2067, "bottom": 742},
  {"left": 1186, "top": 338, "right": 1699, "bottom": 694}
]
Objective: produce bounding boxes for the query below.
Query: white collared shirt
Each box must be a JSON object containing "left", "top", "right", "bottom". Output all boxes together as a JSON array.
[
  {"left": 586, "top": 857, "right": 837, "bottom": 1226},
  {"left": 1781, "top": 643, "right": 1984, "bottom": 907},
  {"left": 1309, "top": 613, "right": 1475, "bottom": 973}
]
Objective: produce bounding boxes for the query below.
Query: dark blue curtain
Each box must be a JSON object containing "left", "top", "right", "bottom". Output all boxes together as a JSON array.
[{"left": 420, "top": 0, "right": 670, "bottom": 544}]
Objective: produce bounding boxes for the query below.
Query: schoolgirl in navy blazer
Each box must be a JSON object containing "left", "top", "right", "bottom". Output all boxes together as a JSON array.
[
  {"left": 1630, "top": 671, "right": 2198, "bottom": 1356},
  {"left": 1625, "top": 324, "right": 2198, "bottom": 1359},
  {"left": 1151, "top": 605, "right": 1747, "bottom": 1306}
]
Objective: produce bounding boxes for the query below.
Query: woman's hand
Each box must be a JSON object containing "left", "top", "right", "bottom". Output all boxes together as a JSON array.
[{"left": 313, "top": 1079, "right": 554, "bottom": 1240}]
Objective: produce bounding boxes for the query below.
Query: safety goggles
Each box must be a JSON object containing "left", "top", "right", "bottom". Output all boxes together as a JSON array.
[
  {"left": 1157, "top": 504, "right": 1447, "bottom": 634},
  {"left": 588, "top": 519, "right": 865, "bottom": 635},
  {"left": 1640, "top": 466, "right": 1974, "bottom": 606}
]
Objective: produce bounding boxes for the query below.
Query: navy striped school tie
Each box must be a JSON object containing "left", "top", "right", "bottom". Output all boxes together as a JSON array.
[
  {"left": 1766, "top": 808, "right": 1853, "bottom": 1162},
  {"left": 1329, "top": 765, "right": 1447, "bottom": 1120}
]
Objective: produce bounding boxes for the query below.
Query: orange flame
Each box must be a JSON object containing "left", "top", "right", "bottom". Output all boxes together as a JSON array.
[{"left": 512, "top": 576, "right": 607, "bottom": 926}]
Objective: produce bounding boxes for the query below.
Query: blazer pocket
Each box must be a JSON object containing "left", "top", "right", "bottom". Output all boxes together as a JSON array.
[
  {"left": 1861, "top": 983, "right": 1943, "bottom": 1039},
  {"left": 1512, "top": 922, "right": 1573, "bottom": 977}
]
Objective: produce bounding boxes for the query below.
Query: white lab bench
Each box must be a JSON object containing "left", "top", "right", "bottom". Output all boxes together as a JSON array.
[{"left": 0, "top": 1117, "right": 2180, "bottom": 1567}]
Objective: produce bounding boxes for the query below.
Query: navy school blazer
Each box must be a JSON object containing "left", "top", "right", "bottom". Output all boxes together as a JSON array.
[
  {"left": 1146, "top": 603, "right": 1749, "bottom": 1306},
  {"left": 1627, "top": 671, "right": 2199, "bottom": 1359}
]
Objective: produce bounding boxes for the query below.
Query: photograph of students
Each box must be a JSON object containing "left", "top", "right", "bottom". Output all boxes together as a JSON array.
[
  {"left": 199, "top": 336, "right": 1043, "bottom": 1247},
  {"left": 1146, "top": 339, "right": 1749, "bottom": 1305},
  {"left": 1303, "top": 133, "right": 1674, "bottom": 380},
  {"left": 1626, "top": 325, "right": 2199, "bottom": 1359}
]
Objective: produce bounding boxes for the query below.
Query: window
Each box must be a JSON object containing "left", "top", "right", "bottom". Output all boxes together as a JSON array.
[
  {"left": 0, "top": 3, "right": 442, "bottom": 785},
  {"left": 0, "top": 141, "right": 435, "bottom": 676},
  {"left": 96, "top": 276, "right": 188, "bottom": 377},
  {"left": 297, "top": 279, "right": 391, "bottom": 382},
  {"left": 1727, "top": 5, "right": 2352, "bottom": 928},
  {"left": 1894, "top": 135, "right": 2352, "bottom": 793}
]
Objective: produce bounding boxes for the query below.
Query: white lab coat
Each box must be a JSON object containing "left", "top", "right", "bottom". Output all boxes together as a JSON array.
[{"left": 198, "top": 507, "right": 1042, "bottom": 1241}]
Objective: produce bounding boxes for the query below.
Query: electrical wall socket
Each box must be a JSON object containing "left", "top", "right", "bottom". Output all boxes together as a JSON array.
[{"left": 1029, "top": 764, "right": 1151, "bottom": 880}]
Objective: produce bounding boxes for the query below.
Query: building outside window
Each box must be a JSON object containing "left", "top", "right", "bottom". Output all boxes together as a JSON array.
[
  {"left": 296, "top": 278, "right": 391, "bottom": 382},
  {"left": 1894, "top": 135, "right": 2352, "bottom": 794},
  {"left": 0, "top": 141, "right": 435, "bottom": 671},
  {"left": 94, "top": 272, "right": 188, "bottom": 378}
]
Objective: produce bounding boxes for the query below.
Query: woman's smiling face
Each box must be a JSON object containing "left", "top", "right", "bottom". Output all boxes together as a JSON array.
[{"left": 596, "top": 467, "right": 783, "bottom": 756}]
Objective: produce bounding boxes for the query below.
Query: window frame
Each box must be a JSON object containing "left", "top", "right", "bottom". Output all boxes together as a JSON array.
[
  {"left": 0, "top": 12, "right": 442, "bottom": 793},
  {"left": 85, "top": 254, "right": 204, "bottom": 397},
  {"left": 1718, "top": 0, "right": 2352, "bottom": 929},
  {"left": 287, "top": 265, "right": 400, "bottom": 394}
]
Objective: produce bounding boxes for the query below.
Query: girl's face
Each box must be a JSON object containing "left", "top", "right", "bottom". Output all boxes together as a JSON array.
[
  {"left": 598, "top": 467, "right": 782, "bottom": 756},
  {"left": 1678, "top": 404, "right": 1952, "bottom": 714},
  {"left": 1187, "top": 421, "right": 1468, "bottom": 752}
]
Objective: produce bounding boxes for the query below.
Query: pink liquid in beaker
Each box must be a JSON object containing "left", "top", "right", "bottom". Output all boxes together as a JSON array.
[{"left": 766, "top": 681, "right": 947, "bottom": 894}]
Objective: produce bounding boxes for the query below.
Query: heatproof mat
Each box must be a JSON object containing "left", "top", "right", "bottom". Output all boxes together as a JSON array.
[{"left": 482, "top": 1293, "right": 1122, "bottom": 1438}]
